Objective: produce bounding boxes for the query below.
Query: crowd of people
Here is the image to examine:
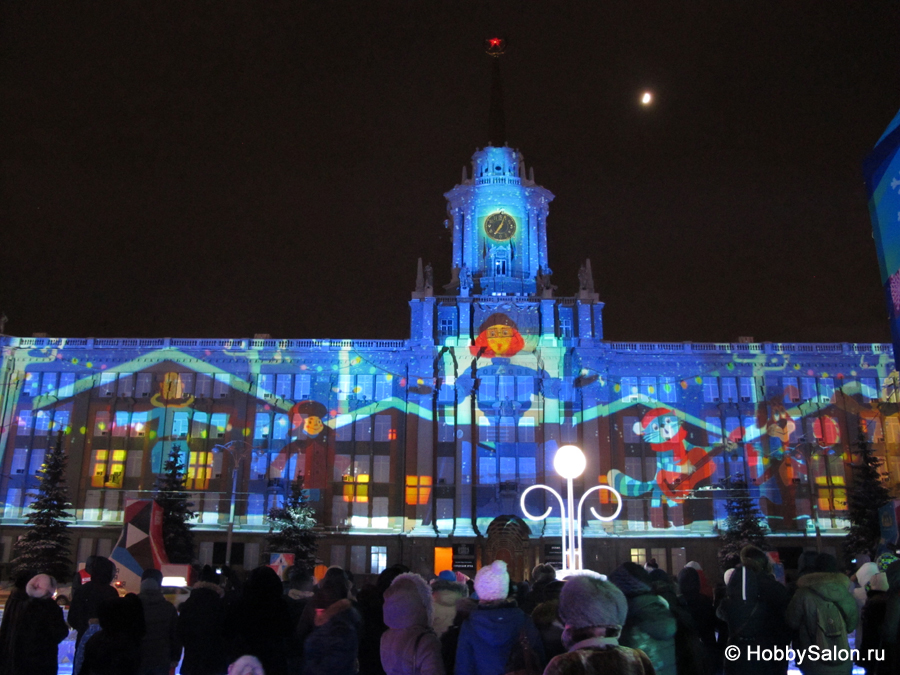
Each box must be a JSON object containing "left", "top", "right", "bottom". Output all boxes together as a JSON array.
[{"left": 0, "top": 545, "right": 899, "bottom": 675}]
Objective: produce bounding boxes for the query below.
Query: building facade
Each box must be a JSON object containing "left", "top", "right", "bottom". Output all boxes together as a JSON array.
[{"left": 1, "top": 145, "right": 897, "bottom": 583}]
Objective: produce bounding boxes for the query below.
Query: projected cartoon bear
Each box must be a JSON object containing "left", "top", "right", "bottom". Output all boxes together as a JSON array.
[
  {"left": 746, "top": 401, "right": 806, "bottom": 504},
  {"left": 608, "top": 408, "right": 715, "bottom": 507}
]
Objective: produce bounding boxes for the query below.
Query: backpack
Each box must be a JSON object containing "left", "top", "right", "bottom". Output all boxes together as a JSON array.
[{"left": 811, "top": 592, "right": 848, "bottom": 652}]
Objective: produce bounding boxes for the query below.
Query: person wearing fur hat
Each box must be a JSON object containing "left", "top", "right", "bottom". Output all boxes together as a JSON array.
[
  {"left": 543, "top": 573, "right": 655, "bottom": 675},
  {"left": 9, "top": 574, "right": 69, "bottom": 675},
  {"left": 785, "top": 553, "right": 859, "bottom": 675},
  {"left": 177, "top": 565, "right": 228, "bottom": 675},
  {"left": 68, "top": 555, "right": 119, "bottom": 647},
  {"left": 455, "top": 560, "right": 544, "bottom": 675},
  {"left": 608, "top": 563, "right": 676, "bottom": 675},
  {"left": 431, "top": 572, "right": 469, "bottom": 638},
  {"left": 381, "top": 573, "right": 445, "bottom": 675}
]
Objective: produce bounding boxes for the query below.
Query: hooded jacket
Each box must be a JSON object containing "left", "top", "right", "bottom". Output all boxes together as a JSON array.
[
  {"left": 138, "top": 578, "right": 181, "bottom": 672},
  {"left": 11, "top": 595, "right": 70, "bottom": 675},
  {"left": 786, "top": 572, "right": 859, "bottom": 675},
  {"left": 609, "top": 563, "right": 676, "bottom": 675},
  {"left": 455, "top": 600, "right": 544, "bottom": 675},
  {"left": 380, "top": 573, "right": 445, "bottom": 675},
  {"left": 177, "top": 581, "right": 228, "bottom": 675},
  {"left": 430, "top": 579, "right": 467, "bottom": 638}
]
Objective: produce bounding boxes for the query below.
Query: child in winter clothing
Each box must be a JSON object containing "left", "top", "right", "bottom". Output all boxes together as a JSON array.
[
  {"left": 381, "top": 573, "right": 445, "bottom": 675},
  {"left": 543, "top": 573, "right": 655, "bottom": 675},
  {"left": 455, "top": 560, "right": 544, "bottom": 675}
]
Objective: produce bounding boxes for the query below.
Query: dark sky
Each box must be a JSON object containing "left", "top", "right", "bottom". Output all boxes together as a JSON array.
[{"left": 2, "top": 2, "right": 900, "bottom": 344}]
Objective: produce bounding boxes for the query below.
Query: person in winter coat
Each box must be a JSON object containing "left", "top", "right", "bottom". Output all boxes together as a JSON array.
[
  {"left": 0, "top": 569, "right": 33, "bottom": 675},
  {"left": 455, "top": 560, "right": 545, "bottom": 675},
  {"left": 739, "top": 546, "right": 790, "bottom": 675},
  {"left": 381, "top": 573, "right": 445, "bottom": 675},
  {"left": 69, "top": 556, "right": 120, "bottom": 646},
  {"left": 519, "top": 564, "right": 559, "bottom": 615},
  {"left": 857, "top": 566, "right": 890, "bottom": 675},
  {"left": 439, "top": 596, "right": 477, "bottom": 675},
  {"left": 878, "top": 559, "right": 900, "bottom": 675},
  {"left": 178, "top": 566, "right": 229, "bottom": 675},
  {"left": 431, "top": 572, "right": 469, "bottom": 638},
  {"left": 357, "top": 564, "right": 409, "bottom": 675},
  {"left": 677, "top": 566, "right": 718, "bottom": 669},
  {"left": 137, "top": 569, "right": 181, "bottom": 675},
  {"left": 608, "top": 563, "right": 676, "bottom": 675},
  {"left": 10, "top": 574, "right": 70, "bottom": 675},
  {"left": 543, "top": 572, "right": 655, "bottom": 675},
  {"left": 785, "top": 553, "right": 859, "bottom": 675},
  {"left": 225, "top": 566, "right": 293, "bottom": 675},
  {"left": 301, "top": 570, "right": 362, "bottom": 675},
  {"left": 80, "top": 595, "right": 146, "bottom": 675}
]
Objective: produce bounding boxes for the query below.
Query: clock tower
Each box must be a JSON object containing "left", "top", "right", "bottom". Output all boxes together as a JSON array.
[{"left": 444, "top": 146, "right": 554, "bottom": 296}]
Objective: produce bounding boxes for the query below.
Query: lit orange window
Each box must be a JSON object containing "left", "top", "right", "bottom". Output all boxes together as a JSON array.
[
  {"left": 405, "top": 475, "right": 432, "bottom": 505},
  {"left": 187, "top": 451, "right": 213, "bottom": 490},
  {"left": 342, "top": 474, "right": 369, "bottom": 502},
  {"left": 434, "top": 546, "right": 453, "bottom": 576},
  {"left": 91, "top": 450, "right": 109, "bottom": 487},
  {"left": 105, "top": 450, "right": 125, "bottom": 488},
  {"left": 832, "top": 489, "right": 848, "bottom": 511}
]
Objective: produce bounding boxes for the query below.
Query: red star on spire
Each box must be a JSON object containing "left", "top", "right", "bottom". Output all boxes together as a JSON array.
[{"left": 484, "top": 37, "right": 506, "bottom": 57}]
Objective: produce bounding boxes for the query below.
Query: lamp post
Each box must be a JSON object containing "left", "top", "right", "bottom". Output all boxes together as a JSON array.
[
  {"left": 520, "top": 444, "right": 622, "bottom": 575},
  {"left": 211, "top": 440, "right": 254, "bottom": 566}
]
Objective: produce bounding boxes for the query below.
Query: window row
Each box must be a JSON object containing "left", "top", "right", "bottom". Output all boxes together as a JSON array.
[
  {"left": 95, "top": 372, "right": 232, "bottom": 399},
  {"left": 16, "top": 407, "right": 71, "bottom": 440},
  {"left": 20, "top": 372, "right": 76, "bottom": 398},
  {"left": 92, "top": 411, "right": 229, "bottom": 440},
  {"left": 620, "top": 376, "right": 684, "bottom": 404}
]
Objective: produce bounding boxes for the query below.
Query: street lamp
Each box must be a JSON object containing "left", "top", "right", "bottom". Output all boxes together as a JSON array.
[
  {"left": 520, "top": 444, "right": 622, "bottom": 575},
  {"left": 211, "top": 440, "right": 255, "bottom": 566}
]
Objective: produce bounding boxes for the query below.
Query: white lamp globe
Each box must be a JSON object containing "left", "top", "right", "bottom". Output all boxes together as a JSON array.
[{"left": 554, "top": 445, "right": 586, "bottom": 480}]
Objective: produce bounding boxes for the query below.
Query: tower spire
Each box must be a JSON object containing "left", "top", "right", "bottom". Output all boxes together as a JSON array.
[{"left": 485, "top": 37, "right": 506, "bottom": 147}]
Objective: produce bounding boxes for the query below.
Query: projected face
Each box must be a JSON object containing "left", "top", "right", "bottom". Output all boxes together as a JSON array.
[
  {"left": 635, "top": 414, "right": 681, "bottom": 443},
  {"left": 303, "top": 415, "right": 324, "bottom": 437},
  {"left": 290, "top": 400, "right": 328, "bottom": 440},
  {"left": 471, "top": 313, "right": 525, "bottom": 358}
]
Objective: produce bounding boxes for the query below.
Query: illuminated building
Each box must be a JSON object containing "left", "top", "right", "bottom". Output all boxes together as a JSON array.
[{"left": 1, "top": 54, "right": 897, "bottom": 580}]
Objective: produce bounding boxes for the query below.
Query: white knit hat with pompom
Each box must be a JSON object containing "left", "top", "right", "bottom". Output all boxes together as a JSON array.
[{"left": 474, "top": 560, "right": 509, "bottom": 601}]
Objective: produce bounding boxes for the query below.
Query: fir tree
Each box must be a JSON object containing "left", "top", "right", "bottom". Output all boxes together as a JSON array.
[
  {"left": 265, "top": 477, "right": 318, "bottom": 573},
  {"left": 12, "top": 431, "right": 73, "bottom": 581},
  {"left": 717, "top": 473, "right": 769, "bottom": 570},
  {"left": 844, "top": 429, "right": 894, "bottom": 565},
  {"left": 154, "top": 443, "right": 195, "bottom": 564}
]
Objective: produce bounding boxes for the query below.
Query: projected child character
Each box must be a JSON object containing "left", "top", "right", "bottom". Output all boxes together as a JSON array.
[
  {"left": 608, "top": 408, "right": 716, "bottom": 507},
  {"left": 269, "top": 400, "right": 331, "bottom": 491},
  {"left": 470, "top": 313, "right": 525, "bottom": 358}
]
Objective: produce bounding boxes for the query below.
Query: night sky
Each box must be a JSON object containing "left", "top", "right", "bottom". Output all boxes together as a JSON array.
[{"left": 3, "top": 2, "right": 900, "bottom": 344}]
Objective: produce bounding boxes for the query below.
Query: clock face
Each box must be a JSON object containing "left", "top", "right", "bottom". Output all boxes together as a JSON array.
[{"left": 483, "top": 212, "right": 517, "bottom": 241}]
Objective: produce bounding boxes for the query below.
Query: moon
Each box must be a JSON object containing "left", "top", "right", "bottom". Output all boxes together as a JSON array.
[{"left": 641, "top": 91, "right": 653, "bottom": 105}]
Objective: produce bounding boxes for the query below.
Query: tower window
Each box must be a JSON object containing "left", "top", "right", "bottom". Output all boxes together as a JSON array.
[{"left": 494, "top": 259, "right": 508, "bottom": 276}]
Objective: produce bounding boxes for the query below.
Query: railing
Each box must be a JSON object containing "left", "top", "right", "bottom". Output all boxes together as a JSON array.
[
  {"left": 2, "top": 337, "right": 409, "bottom": 351},
  {"left": 603, "top": 341, "right": 894, "bottom": 355}
]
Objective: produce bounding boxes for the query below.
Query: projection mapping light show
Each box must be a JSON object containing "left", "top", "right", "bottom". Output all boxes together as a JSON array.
[{"left": 1, "top": 139, "right": 898, "bottom": 575}]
